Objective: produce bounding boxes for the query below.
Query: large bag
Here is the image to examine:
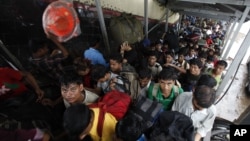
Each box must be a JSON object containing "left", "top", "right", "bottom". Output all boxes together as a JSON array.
[
  {"left": 128, "top": 95, "right": 163, "bottom": 131},
  {"left": 109, "top": 13, "right": 144, "bottom": 45},
  {"left": 116, "top": 71, "right": 140, "bottom": 100},
  {"left": 88, "top": 90, "right": 131, "bottom": 136},
  {"left": 146, "top": 111, "right": 195, "bottom": 141}
]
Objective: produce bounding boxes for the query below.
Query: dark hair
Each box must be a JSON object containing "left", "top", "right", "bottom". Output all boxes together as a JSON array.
[
  {"left": 109, "top": 54, "right": 123, "bottom": 64},
  {"left": 89, "top": 36, "right": 100, "bottom": 47},
  {"left": 193, "top": 85, "right": 216, "bottom": 108},
  {"left": 164, "top": 51, "right": 175, "bottom": 59},
  {"left": 115, "top": 115, "right": 143, "bottom": 141},
  {"left": 138, "top": 67, "right": 152, "bottom": 79},
  {"left": 177, "top": 50, "right": 186, "bottom": 56},
  {"left": 28, "top": 38, "right": 48, "bottom": 53},
  {"left": 158, "top": 67, "right": 178, "bottom": 81},
  {"left": 63, "top": 104, "right": 92, "bottom": 138},
  {"left": 178, "top": 47, "right": 188, "bottom": 56},
  {"left": 216, "top": 60, "right": 228, "bottom": 68},
  {"left": 207, "top": 55, "right": 214, "bottom": 62},
  {"left": 75, "top": 58, "right": 92, "bottom": 72},
  {"left": 214, "top": 51, "right": 221, "bottom": 57},
  {"left": 91, "top": 64, "right": 109, "bottom": 81},
  {"left": 198, "top": 52, "right": 208, "bottom": 59},
  {"left": 148, "top": 51, "right": 157, "bottom": 58},
  {"left": 59, "top": 71, "right": 83, "bottom": 86},
  {"left": 197, "top": 74, "right": 217, "bottom": 88},
  {"left": 146, "top": 111, "right": 194, "bottom": 141},
  {"left": 188, "top": 47, "right": 195, "bottom": 52},
  {"left": 189, "top": 58, "right": 203, "bottom": 68},
  {"left": 155, "top": 39, "right": 163, "bottom": 45}
]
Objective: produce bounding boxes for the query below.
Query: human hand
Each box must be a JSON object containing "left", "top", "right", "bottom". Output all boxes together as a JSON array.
[
  {"left": 122, "top": 58, "right": 127, "bottom": 64},
  {"left": 109, "top": 78, "right": 117, "bottom": 90},
  {"left": 41, "top": 98, "right": 55, "bottom": 107},
  {"left": 46, "top": 32, "right": 59, "bottom": 42},
  {"left": 120, "top": 41, "right": 129, "bottom": 51},
  {"left": 164, "top": 63, "right": 172, "bottom": 67},
  {"left": 35, "top": 88, "right": 45, "bottom": 102},
  {"left": 50, "top": 49, "right": 62, "bottom": 57}
]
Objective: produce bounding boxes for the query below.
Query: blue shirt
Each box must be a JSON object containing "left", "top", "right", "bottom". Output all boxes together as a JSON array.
[{"left": 84, "top": 48, "right": 108, "bottom": 67}]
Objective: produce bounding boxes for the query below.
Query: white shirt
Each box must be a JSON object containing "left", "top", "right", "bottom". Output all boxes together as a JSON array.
[
  {"left": 148, "top": 62, "right": 162, "bottom": 79},
  {"left": 171, "top": 92, "right": 216, "bottom": 137}
]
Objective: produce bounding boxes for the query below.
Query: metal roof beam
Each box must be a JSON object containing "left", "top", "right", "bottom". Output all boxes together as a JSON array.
[
  {"left": 169, "top": 5, "right": 239, "bottom": 17},
  {"left": 178, "top": 11, "right": 232, "bottom": 21},
  {"left": 220, "top": 4, "right": 250, "bottom": 19},
  {"left": 176, "top": 0, "right": 250, "bottom": 6}
]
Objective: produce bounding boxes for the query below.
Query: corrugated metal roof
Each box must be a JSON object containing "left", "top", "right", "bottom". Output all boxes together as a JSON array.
[{"left": 169, "top": 0, "right": 250, "bottom": 22}]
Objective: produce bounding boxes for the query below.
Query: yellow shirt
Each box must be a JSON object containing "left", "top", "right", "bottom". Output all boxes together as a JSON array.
[{"left": 89, "top": 108, "right": 117, "bottom": 141}]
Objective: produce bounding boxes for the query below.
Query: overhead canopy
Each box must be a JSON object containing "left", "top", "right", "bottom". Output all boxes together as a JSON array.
[
  {"left": 168, "top": 0, "right": 250, "bottom": 22},
  {"left": 79, "top": 0, "right": 180, "bottom": 23}
]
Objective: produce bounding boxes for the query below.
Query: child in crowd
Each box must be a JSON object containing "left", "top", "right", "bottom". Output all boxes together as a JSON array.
[
  {"left": 91, "top": 64, "right": 125, "bottom": 95},
  {"left": 147, "top": 67, "right": 183, "bottom": 110},
  {"left": 41, "top": 71, "right": 99, "bottom": 108},
  {"left": 147, "top": 51, "right": 162, "bottom": 82}
]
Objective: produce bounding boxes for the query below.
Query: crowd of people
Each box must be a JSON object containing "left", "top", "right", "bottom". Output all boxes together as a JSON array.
[{"left": 0, "top": 16, "right": 228, "bottom": 141}]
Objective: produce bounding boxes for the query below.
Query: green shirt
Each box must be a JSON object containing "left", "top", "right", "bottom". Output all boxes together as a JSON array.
[{"left": 147, "top": 83, "right": 183, "bottom": 110}]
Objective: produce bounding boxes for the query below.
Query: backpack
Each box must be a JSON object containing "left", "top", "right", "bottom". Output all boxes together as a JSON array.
[
  {"left": 116, "top": 71, "right": 139, "bottom": 99},
  {"left": 88, "top": 90, "right": 131, "bottom": 137},
  {"left": 146, "top": 111, "right": 194, "bottom": 141},
  {"left": 152, "top": 83, "right": 180, "bottom": 98},
  {"left": 128, "top": 95, "right": 163, "bottom": 131}
]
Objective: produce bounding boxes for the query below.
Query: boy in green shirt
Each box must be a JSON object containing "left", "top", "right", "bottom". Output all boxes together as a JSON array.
[{"left": 147, "top": 67, "right": 183, "bottom": 110}]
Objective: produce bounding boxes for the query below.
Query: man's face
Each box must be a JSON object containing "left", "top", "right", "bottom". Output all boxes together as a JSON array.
[
  {"left": 199, "top": 58, "right": 206, "bottom": 65},
  {"left": 148, "top": 56, "right": 157, "bottom": 66},
  {"left": 155, "top": 44, "right": 162, "bottom": 51},
  {"left": 110, "top": 59, "right": 122, "bottom": 73},
  {"left": 165, "top": 55, "right": 173, "bottom": 63},
  {"left": 178, "top": 54, "right": 184, "bottom": 62},
  {"left": 139, "top": 77, "right": 151, "bottom": 88},
  {"left": 61, "top": 83, "right": 83, "bottom": 104},
  {"left": 189, "top": 49, "right": 195, "bottom": 56},
  {"left": 159, "top": 79, "right": 174, "bottom": 94},
  {"left": 214, "top": 65, "right": 225, "bottom": 75},
  {"left": 190, "top": 64, "right": 201, "bottom": 76}
]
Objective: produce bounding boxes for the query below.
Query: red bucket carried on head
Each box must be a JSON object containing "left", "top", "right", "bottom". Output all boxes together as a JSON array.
[{"left": 42, "top": 0, "right": 81, "bottom": 42}]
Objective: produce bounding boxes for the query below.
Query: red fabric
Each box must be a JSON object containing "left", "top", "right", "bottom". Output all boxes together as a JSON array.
[
  {"left": 206, "top": 38, "right": 214, "bottom": 46},
  {"left": 0, "top": 67, "right": 28, "bottom": 100},
  {"left": 89, "top": 90, "right": 131, "bottom": 136},
  {"left": 83, "top": 72, "right": 92, "bottom": 88},
  {"left": 0, "top": 129, "right": 41, "bottom": 141}
]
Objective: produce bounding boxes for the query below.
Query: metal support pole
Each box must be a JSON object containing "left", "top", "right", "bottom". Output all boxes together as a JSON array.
[
  {"left": 222, "top": 7, "right": 250, "bottom": 60},
  {"left": 148, "top": 13, "right": 166, "bottom": 34},
  {"left": 216, "top": 24, "right": 250, "bottom": 100},
  {"left": 0, "top": 40, "right": 24, "bottom": 70},
  {"left": 177, "top": 13, "right": 183, "bottom": 36},
  {"left": 94, "top": 0, "right": 110, "bottom": 54},
  {"left": 221, "top": 19, "right": 237, "bottom": 57},
  {"left": 144, "top": 0, "right": 149, "bottom": 39},
  {"left": 165, "top": 5, "right": 169, "bottom": 33}
]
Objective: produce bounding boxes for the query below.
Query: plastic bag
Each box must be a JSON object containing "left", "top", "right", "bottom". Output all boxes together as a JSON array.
[{"left": 42, "top": 0, "right": 81, "bottom": 42}]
